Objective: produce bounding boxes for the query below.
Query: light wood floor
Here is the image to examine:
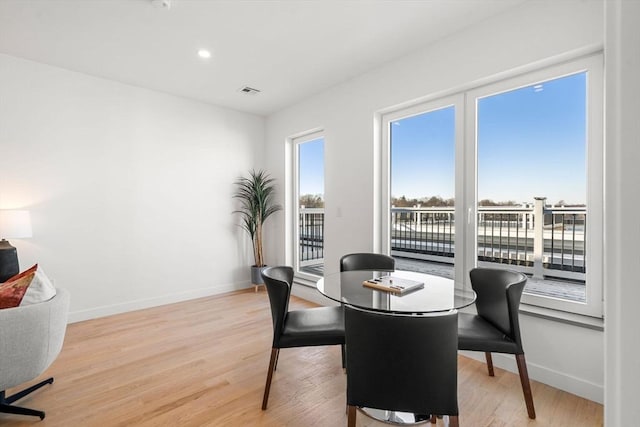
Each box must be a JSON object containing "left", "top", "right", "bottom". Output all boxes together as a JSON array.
[{"left": 2, "top": 289, "right": 603, "bottom": 426}]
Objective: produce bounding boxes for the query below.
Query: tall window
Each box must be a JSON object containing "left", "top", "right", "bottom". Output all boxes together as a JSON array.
[
  {"left": 293, "top": 132, "right": 325, "bottom": 278},
  {"left": 386, "top": 101, "right": 459, "bottom": 281},
  {"left": 383, "top": 53, "right": 603, "bottom": 317}
]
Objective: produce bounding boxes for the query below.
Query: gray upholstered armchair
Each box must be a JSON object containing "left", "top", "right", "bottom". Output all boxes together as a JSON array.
[{"left": 0, "top": 288, "right": 70, "bottom": 420}]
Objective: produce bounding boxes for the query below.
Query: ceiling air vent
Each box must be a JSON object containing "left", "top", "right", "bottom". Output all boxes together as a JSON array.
[{"left": 239, "top": 86, "right": 261, "bottom": 95}]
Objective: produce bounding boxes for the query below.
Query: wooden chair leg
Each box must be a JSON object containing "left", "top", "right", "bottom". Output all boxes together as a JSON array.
[
  {"left": 347, "top": 405, "right": 357, "bottom": 427},
  {"left": 485, "top": 352, "right": 495, "bottom": 376},
  {"left": 341, "top": 344, "right": 346, "bottom": 370},
  {"left": 262, "top": 348, "right": 279, "bottom": 410},
  {"left": 448, "top": 415, "right": 459, "bottom": 427},
  {"left": 515, "top": 353, "right": 536, "bottom": 419},
  {"left": 430, "top": 414, "right": 437, "bottom": 423}
]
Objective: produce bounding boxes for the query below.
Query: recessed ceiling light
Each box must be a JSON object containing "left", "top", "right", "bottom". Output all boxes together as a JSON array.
[{"left": 197, "top": 49, "right": 211, "bottom": 59}]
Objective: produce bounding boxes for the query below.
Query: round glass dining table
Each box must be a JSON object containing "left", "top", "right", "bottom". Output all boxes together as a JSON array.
[
  {"left": 316, "top": 269, "right": 476, "bottom": 425},
  {"left": 316, "top": 269, "right": 476, "bottom": 314}
]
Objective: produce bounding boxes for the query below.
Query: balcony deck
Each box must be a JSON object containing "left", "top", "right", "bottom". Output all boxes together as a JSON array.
[{"left": 394, "top": 257, "right": 586, "bottom": 301}]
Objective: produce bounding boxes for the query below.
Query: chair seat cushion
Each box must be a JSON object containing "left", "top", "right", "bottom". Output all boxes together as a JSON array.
[
  {"left": 279, "top": 306, "right": 345, "bottom": 348},
  {"left": 458, "top": 312, "right": 519, "bottom": 354}
]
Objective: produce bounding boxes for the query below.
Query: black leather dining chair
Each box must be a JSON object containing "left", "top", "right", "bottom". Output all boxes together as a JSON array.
[
  {"left": 260, "top": 266, "right": 345, "bottom": 410},
  {"left": 339, "top": 253, "right": 395, "bottom": 272},
  {"left": 344, "top": 305, "right": 459, "bottom": 427},
  {"left": 457, "top": 267, "right": 536, "bottom": 419}
]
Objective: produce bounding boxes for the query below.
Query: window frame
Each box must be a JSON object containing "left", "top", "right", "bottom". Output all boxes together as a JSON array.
[
  {"left": 290, "top": 129, "right": 325, "bottom": 282},
  {"left": 381, "top": 95, "right": 466, "bottom": 288},
  {"left": 380, "top": 52, "right": 603, "bottom": 317},
  {"left": 466, "top": 54, "right": 603, "bottom": 317}
]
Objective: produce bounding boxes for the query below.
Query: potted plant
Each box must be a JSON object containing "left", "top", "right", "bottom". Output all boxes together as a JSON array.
[{"left": 233, "top": 170, "right": 282, "bottom": 290}]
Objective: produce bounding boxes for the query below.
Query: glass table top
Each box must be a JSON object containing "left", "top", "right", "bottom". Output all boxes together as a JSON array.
[{"left": 316, "top": 270, "right": 476, "bottom": 314}]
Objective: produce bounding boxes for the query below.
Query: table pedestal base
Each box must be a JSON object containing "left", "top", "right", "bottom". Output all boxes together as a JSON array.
[{"left": 359, "top": 407, "right": 432, "bottom": 425}]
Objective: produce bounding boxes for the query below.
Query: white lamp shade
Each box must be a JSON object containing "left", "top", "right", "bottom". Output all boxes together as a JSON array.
[{"left": 0, "top": 210, "right": 33, "bottom": 239}]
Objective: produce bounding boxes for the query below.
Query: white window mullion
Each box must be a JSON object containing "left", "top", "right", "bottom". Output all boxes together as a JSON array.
[{"left": 459, "top": 92, "right": 477, "bottom": 291}]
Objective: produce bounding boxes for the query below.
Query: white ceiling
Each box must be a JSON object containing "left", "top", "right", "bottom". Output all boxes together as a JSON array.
[{"left": 0, "top": 0, "right": 526, "bottom": 116}]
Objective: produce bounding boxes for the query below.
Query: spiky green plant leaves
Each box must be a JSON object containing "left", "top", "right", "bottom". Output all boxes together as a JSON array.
[{"left": 233, "top": 170, "right": 282, "bottom": 267}]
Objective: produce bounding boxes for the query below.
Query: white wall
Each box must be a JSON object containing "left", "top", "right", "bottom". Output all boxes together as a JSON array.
[
  {"left": 0, "top": 53, "right": 264, "bottom": 322},
  {"left": 265, "top": 0, "right": 604, "bottom": 403},
  {"left": 604, "top": 1, "right": 640, "bottom": 425}
]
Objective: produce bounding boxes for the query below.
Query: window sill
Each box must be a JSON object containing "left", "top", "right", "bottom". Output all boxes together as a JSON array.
[
  {"left": 294, "top": 274, "right": 321, "bottom": 288},
  {"left": 519, "top": 303, "right": 604, "bottom": 331}
]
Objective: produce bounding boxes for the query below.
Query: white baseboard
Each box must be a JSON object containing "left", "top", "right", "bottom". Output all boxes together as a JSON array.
[
  {"left": 459, "top": 350, "right": 604, "bottom": 404},
  {"left": 67, "top": 281, "right": 252, "bottom": 323}
]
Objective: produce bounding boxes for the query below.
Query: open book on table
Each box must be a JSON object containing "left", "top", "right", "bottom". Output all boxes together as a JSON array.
[{"left": 362, "top": 275, "right": 424, "bottom": 295}]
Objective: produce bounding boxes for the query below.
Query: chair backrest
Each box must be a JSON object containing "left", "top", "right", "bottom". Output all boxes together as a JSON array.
[
  {"left": 0, "top": 288, "right": 70, "bottom": 391},
  {"left": 339, "top": 253, "right": 395, "bottom": 272},
  {"left": 469, "top": 268, "right": 527, "bottom": 351},
  {"left": 345, "top": 305, "right": 458, "bottom": 416},
  {"left": 261, "top": 266, "right": 294, "bottom": 348}
]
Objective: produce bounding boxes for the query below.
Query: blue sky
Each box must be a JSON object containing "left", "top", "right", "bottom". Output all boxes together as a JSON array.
[
  {"left": 392, "top": 72, "right": 587, "bottom": 205},
  {"left": 299, "top": 137, "right": 324, "bottom": 195},
  {"left": 391, "top": 106, "right": 455, "bottom": 201},
  {"left": 300, "top": 72, "right": 587, "bottom": 206}
]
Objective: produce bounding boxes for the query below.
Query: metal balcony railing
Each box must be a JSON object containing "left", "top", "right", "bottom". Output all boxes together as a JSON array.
[
  {"left": 299, "top": 197, "right": 586, "bottom": 281},
  {"left": 299, "top": 208, "right": 324, "bottom": 267}
]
